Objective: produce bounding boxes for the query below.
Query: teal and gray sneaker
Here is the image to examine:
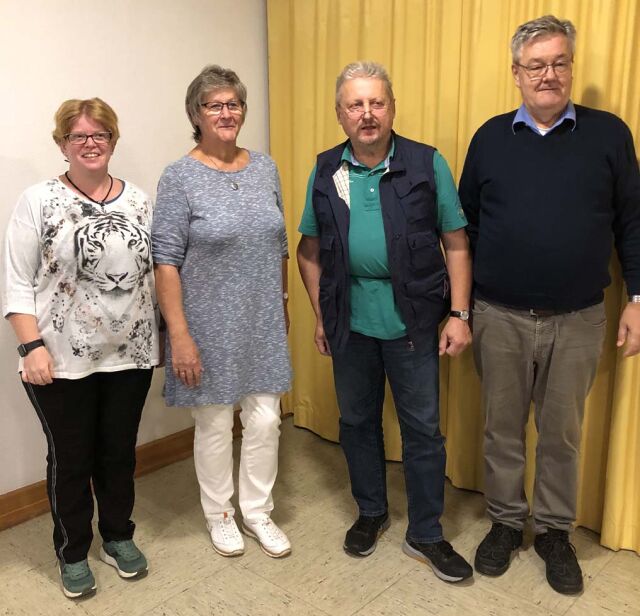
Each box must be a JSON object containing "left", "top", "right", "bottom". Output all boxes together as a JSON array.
[
  {"left": 100, "top": 539, "right": 148, "bottom": 578},
  {"left": 59, "top": 559, "right": 96, "bottom": 598}
]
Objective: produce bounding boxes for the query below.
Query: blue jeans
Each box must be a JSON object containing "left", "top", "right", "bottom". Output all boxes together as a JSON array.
[{"left": 332, "top": 331, "right": 445, "bottom": 543}]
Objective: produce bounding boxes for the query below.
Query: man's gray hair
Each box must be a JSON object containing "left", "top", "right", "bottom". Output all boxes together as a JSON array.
[
  {"left": 185, "top": 64, "right": 247, "bottom": 142},
  {"left": 510, "top": 15, "right": 576, "bottom": 62},
  {"left": 335, "top": 61, "right": 394, "bottom": 105}
]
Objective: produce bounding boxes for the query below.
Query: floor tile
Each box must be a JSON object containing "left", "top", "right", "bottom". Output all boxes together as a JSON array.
[
  {"left": 354, "top": 572, "right": 555, "bottom": 616},
  {"left": 1, "top": 511, "right": 59, "bottom": 570},
  {"left": 0, "top": 556, "right": 92, "bottom": 616},
  {"left": 144, "top": 564, "right": 327, "bottom": 616},
  {"left": 82, "top": 524, "right": 230, "bottom": 616},
  {"left": 237, "top": 501, "right": 415, "bottom": 614},
  {"left": 565, "top": 549, "right": 640, "bottom": 615},
  {"left": 134, "top": 458, "right": 200, "bottom": 522}
]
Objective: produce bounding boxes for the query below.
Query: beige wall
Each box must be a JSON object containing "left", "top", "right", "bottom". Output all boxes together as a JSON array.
[{"left": 0, "top": 0, "right": 269, "bottom": 494}]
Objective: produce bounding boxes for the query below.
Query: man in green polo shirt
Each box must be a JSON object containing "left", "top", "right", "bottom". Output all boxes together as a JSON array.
[
  {"left": 297, "top": 61, "right": 473, "bottom": 583},
  {"left": 299, "top": 143, "right": 468, "bottom": 341}
]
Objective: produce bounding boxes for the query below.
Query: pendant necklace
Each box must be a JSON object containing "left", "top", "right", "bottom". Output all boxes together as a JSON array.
[
  {"left": 204, "top": 152, "right": 239, "bottom": 191},
  {"left": 65, "top": 172, "right": 114, "bottom": 206}
]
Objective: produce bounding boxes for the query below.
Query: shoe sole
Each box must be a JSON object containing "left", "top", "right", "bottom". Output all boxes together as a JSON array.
[
  {"left": 242, "top": 525, "right": 291, "bottom": 558},
  {"left": 534, "top": 544, "right": 583, "bottom": 595},
  {"left": 474, "top": 556, "right": 511, "bottom": 576},
  {"left": 59, "top": 565, "right": 96, "bottom": 599},
  {"left": 211, "top": 543, "right": 245, "bottom": 557},
  {"left": 99, "top": 547, "right": 148, "bottom": 579},
  {"left": 343, "top": 517, "right": 391, "bottom": 558},
  {"left": 402, "top": 540, "right": 472, "bottom": 583},
  {"left": 61, "top": 584, "right": 97, "bottom": 599},
  {"left": 545, "top": 576, "right": 583, "bottom": 595}
]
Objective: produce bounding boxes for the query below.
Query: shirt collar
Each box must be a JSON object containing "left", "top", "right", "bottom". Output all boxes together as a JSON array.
[
  {"left": 341, "top": 137, "right": 396, "bottom": 170},
  {"left": 512, "top": 101, "right": 576, "bottom": 135}
]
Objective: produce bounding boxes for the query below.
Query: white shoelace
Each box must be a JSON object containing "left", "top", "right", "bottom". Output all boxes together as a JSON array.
[
  {"left": 252, "top": 518, "right": 286, "bottom": 542},
  {"left": 219, "top": 517, "right": 242, "bottom": 541}
]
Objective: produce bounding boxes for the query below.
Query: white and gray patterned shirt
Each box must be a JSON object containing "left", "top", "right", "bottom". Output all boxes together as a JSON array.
[
  {"left": 2, "top": 179, "right": 160, "bottom": 378},
  {"left": 152, "top": 152, "right": 291, "bottom": 406}
]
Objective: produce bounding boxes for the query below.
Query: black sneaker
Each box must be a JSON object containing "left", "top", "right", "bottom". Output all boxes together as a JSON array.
[
  {"left": 474, "top": 522, "right": 523, "bottom": 576},
  {"left": 534, "top": 529, "right": 583, "bottom": 595},
  {"left": 343, "top": 513, "right": 390, "bottom": 557},
  {"left": 403, "top": 539, "right": 473, "bottom": 582}
]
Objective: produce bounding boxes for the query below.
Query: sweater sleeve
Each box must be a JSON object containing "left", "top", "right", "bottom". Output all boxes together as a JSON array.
[
  {"left": 2, "top": 189, "right": 42, "bottom": 317},
  {"left": 611, "top": 121, "right": 640, "bottom": 296},
  {"left": 151, "top": 165, "right": 191, "bottom": 268},
  {"left": 458, "top": 131, "right": 481, "bottom": 253}
]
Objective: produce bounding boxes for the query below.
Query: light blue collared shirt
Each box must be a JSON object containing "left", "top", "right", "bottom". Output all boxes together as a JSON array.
[{"left": 512, "top": 101, "right": 576, "bottom": 136}]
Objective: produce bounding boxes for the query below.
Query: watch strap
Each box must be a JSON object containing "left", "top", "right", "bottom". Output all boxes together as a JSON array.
[{"left": 18, "top": 338, "right": 45, "bottom": 357}]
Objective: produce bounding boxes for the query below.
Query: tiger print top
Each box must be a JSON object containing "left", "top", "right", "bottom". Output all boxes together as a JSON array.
[{"left": 2, "top": 178, "right": 160, "bottom": 379}]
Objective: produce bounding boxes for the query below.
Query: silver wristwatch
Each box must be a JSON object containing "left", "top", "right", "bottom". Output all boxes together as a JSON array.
[{"left": 450, "top": 310, "right": 470, "bottom": 321}]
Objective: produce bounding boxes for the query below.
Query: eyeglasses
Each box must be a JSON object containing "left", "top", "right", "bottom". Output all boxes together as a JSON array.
[
  {"left": 64, "top": 132, "right": 112, "bottom": 145},
  {"left": 342, "top": 101, "right": 389, "bottom": 118},
  {"left": 200, "top": 101, "right": 245, "bottom": 115},
  {"left": 515, "top": 60, "right": 572, "bottom": 81}
]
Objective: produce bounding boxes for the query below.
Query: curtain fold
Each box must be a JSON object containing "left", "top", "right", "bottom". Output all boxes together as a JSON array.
[{"left": 268, "top": 0, "right": 640, "bottom": 554}]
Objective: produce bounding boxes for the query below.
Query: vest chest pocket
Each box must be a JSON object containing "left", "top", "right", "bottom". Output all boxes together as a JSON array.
[
  {"left": 394, "top": 174, "right": 436, "bottom": 228},
  {"left": 407, "top": 230, "right": 440, "bottom": 272}
]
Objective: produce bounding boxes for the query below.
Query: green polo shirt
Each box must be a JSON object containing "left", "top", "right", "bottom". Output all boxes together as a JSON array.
[{"left": 299, "top": 143, "right": 467, "bottom": 339}]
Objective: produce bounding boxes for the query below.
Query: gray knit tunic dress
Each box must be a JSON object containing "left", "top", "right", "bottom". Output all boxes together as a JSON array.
[{"left": 151, "top": 152, "right": 292, "bottom": 406}]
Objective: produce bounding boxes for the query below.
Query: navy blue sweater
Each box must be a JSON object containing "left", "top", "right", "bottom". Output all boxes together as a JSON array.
[{"left": 459, "top": 104, "right": 640, "bottom": 310}]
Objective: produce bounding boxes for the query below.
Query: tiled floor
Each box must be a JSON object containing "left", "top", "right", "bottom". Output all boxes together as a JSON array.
[{"left": 1, "top": 417, "right": 639, "bottom": 615}]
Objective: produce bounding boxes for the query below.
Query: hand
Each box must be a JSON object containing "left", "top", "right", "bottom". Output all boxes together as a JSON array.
[
  {"left": 21, "top": 346, "right": 55, "bottom": 385},
  {"left": 617, "top": 302, "right": 640, "bottom": 357},
  {"left": 314, "top": 318, "right": 331, "bottom": 356},
  {"left": 439, "top": 317, "right": 472, "bottom": 357},
  {"left": 170, "top": 332, "right": 202, "bottom": 387}
]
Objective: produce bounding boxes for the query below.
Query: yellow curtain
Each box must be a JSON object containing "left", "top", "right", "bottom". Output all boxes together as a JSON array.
[{"left": 269, "top": 0, "right": 640, "bottom": 554}]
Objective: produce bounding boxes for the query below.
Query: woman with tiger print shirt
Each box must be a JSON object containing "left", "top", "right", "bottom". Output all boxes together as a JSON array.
[{"left": 2, "top": 98, "right": 159, "bottom": 599}]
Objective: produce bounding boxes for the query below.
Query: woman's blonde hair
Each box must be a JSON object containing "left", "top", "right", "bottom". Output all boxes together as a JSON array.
[{"left": 52, "top": 98, "right": 120, "bottom": 146}]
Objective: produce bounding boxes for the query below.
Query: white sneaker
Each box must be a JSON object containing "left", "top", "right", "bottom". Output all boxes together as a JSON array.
[
  {"left": 242, "top": 517, "right": 291, "bottom": 558},
  {"left": 207, "top": 513, "right": 244, "bottom": 557}
]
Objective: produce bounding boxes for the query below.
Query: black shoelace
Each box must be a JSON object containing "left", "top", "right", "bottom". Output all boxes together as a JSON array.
[
  {"left": 484, "top": 524, "right": 517, "bottom": 554},
  {"left": 353, "top": 515, "right": 384, "bottom": 533}
]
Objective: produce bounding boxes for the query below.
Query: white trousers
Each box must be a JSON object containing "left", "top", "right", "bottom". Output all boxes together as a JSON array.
[{"left": 191, "top": 393, "right": 282, "bottom": 523}]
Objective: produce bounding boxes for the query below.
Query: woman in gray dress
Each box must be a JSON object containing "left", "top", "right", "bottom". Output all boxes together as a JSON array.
[{"left": 152, "top": 65, "right": 292, "bottom": 558}]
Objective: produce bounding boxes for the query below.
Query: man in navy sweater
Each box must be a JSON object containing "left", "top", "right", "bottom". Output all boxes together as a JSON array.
[{"left": 459, "top": 15, "right": 640, "bottom": 595}]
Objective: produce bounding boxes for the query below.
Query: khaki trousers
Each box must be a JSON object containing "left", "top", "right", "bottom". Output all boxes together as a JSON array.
[{"left": 472, "top": 299, "right": 606, "bottom": 533}]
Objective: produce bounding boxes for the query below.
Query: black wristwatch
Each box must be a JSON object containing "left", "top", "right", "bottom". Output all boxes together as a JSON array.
[
  {"left": 450, "top": 310, "right": 470, "bottom": 322},
  {"left": 17, "top": 339, "right": 45, "bottom": 357}
]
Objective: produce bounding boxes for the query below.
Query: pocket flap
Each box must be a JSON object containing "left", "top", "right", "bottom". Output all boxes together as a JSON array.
[
  {"left": 408, "top": 231, "right": 438, "bottom": 249},
  {"left": 393, "top": 173, "right": 431, "bottom": 198}
]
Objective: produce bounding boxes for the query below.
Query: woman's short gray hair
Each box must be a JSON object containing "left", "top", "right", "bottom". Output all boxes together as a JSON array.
[
  {"left": 335, "top": 61, "right": 394, "bottom": 105},
  {"left": 185, "top": 64, "right": 247, "bottom": 142},
  {"left": 511, "top": 15, "right": 576, "bottom": 62}
]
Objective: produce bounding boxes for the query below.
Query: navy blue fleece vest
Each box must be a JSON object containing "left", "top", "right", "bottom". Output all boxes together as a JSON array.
[{"left": 312, "top": 133, "right": 450, "bottom": 352}]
